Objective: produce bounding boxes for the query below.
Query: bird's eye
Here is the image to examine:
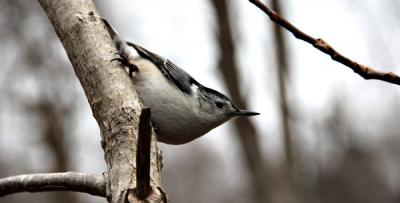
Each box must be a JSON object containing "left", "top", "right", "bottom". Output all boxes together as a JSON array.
[{"left": 215, "top": 101, "right": 224, "bottom": 109}]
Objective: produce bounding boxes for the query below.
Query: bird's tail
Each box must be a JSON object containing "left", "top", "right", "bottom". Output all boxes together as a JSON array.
[
  {"left": 102, "top": 18, "right": 137, "bottom": 59},
  {"left": 102, "top": 19, "right": 117, "bottom": 38},
  {"left": 102, "top": 19, "right": 123, "bottom": 50}
]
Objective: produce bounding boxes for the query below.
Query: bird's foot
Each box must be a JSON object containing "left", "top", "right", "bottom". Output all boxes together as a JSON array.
[{"left": 111, "top": 53, "right": 138, "bottom": 77}]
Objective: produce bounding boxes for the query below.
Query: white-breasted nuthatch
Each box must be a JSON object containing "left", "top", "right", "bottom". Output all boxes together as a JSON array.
[{"left": 103, "top": 19, "right": 259, "bottom": 145}]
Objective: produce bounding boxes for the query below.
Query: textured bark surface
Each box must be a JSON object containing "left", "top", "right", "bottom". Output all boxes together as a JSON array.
[{"left": 37, "top": 0, "right": 164, "bottom": 202}]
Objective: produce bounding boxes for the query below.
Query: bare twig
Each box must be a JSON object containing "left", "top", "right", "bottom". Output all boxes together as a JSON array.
[
  {"left": 249, "top": 0, "right": 400, "bottom": 86},
  {"left": 0, "top": 172, "right": 105, "bottom": 197},
  {"left": 136, "top": 107, "right": 152, "bottom": 199}
]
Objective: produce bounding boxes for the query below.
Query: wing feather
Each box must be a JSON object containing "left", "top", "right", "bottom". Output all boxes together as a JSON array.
[{"left": 127, "top": 42, "right": 198, "bottom": 94}]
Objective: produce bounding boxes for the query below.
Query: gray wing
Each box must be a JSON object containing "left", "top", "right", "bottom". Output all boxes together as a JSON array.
[{"left": 127, "top": 42, "right": 198, "bottom": 95}]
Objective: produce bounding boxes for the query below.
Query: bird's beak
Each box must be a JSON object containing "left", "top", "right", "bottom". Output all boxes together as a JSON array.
[{"left": 229, "top": 109, "right": 260, "bottom": 117}]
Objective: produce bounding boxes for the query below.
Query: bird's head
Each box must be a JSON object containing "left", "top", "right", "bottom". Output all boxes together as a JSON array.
[{"left": 194, "top": 85, "right": 259, "bottom": 126}]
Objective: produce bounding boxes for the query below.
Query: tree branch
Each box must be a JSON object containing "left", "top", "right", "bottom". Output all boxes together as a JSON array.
[
  {"left": 37, "top": 0, "right": 164, "bottom": 202},
  {"left": 0, "top": 172, "right": 105, "bottom": 197},
  {"left": 249, "top": 0, "right": 400, "bottom": 86}
]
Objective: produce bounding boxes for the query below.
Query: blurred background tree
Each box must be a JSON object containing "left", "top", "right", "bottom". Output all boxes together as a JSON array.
[{"left": 1, "top": 0, "right": 400, "bottom": 203}]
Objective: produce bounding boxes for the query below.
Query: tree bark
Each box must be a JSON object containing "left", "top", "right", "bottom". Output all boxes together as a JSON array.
[{"left": 37, "top": 0, "right": 164, "bottom": 202}]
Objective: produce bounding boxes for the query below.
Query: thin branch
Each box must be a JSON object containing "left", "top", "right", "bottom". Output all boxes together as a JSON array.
[
  {"left": 249, "top": 0, "right": 400, "bottom": 86},
  {"left": 0, "top": 172, "right": 106, "bottom": 197},
  {"left": 136, "top": 107, "right": 152, "bottom": 199}
]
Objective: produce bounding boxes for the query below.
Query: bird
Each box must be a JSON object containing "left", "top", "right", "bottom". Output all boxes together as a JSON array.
[{"left": 102, "top": 19, "right": 259, "bottom": 145}]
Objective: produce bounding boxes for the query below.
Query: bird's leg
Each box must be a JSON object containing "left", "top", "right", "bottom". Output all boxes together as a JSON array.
[
  {"left": 127, "top": 63, "right": 139, "bottom": 77},
  {"left": 111, "top": 53, "right": 138, "bottom": 77}
]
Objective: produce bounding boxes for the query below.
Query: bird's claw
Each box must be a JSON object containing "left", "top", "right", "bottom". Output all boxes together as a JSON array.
[{"left": 111, "top": 53, "right": 138, "bottom": 77}]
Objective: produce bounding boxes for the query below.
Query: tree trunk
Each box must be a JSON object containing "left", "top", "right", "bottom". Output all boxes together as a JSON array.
[
  {"left": 210, "top": 0, "right": 269, "bottom": 202},
  {"left": 37, "top": 0, "right": 164, "bottom": 202},
  {"left": 271, "top": 0, "right": 294, "bottom": 170}
]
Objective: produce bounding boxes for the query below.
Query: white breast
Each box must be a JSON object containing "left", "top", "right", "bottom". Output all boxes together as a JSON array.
[{"left": 131, "top": 59, "right": 213, "bottom": 144}]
